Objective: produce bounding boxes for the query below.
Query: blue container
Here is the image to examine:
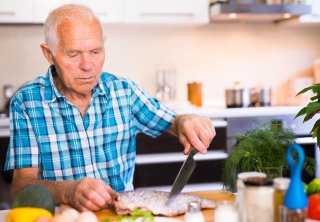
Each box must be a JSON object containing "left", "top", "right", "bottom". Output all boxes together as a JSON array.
[{"left": 284, "top": 144, "right": 307, "bottom": 209}]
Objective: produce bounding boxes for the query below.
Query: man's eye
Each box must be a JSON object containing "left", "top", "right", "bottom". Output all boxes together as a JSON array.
[{"left": 68, "top": 53, "right": 78, "bottom": 58}]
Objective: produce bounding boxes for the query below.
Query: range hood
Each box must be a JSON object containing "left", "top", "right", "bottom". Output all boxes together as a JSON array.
[{"left": 210, "top": 1, "right": 311, "bottom": 23}]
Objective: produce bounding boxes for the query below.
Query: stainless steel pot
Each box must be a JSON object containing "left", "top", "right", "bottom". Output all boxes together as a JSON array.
[
  {"left": 225, "top": 88, "right": 244, "bottom": 108},
  {"left": 249, "top": 87, "right": 271, "bottom": 107}
]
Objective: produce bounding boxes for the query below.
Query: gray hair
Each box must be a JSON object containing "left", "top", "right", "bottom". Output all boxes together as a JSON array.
[{"left": 44, "top": 4, "right": 105, "bottom": 54}]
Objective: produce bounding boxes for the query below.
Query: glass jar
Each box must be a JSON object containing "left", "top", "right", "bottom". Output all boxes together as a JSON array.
[
  {"left": 236, "top": 172, "right": 267, "bottom": 222},
  {"left": 244, "top": 177, "right": 274, "bottom": 222},
  {"left": 184, "top": 201, "right": 205, "bottom": 222},
  {"left": 273, "top": 177, "right": 290, "bottom": 222},
  {"left": 214, "top": 201, "right": 239, "bottom": 222}
]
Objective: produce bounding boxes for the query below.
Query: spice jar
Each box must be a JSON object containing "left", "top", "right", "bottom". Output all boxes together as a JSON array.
[
  {"left": 273, "top": 177, "right": 290, "bottom": 222},
  {"left": 244, "top": 177, "right": 274, "bottom": 222},
  {"left": 236, "top": 172, "right": 267, "bottom": 222},
  {"left": 214, "top": 201, "right": 239, "bottom": 222},
  {"left": 184, "top": 201, "right": 205, "bottom": 222}
]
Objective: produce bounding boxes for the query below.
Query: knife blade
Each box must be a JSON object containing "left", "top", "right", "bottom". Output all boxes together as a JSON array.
[{"left": 167, "top": 147, "right": 199, "bottom": 204}]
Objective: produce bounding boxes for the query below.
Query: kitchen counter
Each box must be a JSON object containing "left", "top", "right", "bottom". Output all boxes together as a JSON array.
[
  {"left": 95, "top": 190, "right": 235, "bottom": 222},
  {"left": 174, "top": 106, "right": 303, "bottom": 119},
  {"left": 0, "top": 106, "right": 303, "bottom": 128}
]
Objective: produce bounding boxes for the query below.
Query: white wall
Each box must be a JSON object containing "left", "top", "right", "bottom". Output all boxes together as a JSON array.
[{"left": 0, "top": 23, "right": 320, "bottom": 109}]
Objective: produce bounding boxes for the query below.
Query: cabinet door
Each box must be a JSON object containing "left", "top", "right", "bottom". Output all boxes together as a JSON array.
[
  {"left": 82, "top": 0, "right": 123, "bottom": 23},
  {"left": 306, "top": 0, "right": 320, "bottom": 15},
  {"left": 32, "top": 0, "right": 80, "bottom": 23},
  {"left": 300, "top": 0, "right": 320, "bottom": 23},
  {"left": 123, "top": 0, "right": 209, "bottom": 24},
  {"left": 0, "top": 0, "right": 33, "bottom": 23}
]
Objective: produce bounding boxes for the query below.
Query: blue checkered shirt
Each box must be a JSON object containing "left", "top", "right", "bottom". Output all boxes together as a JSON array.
[{"left": 5, "top": 66, "right": 176, "bottom": 191}]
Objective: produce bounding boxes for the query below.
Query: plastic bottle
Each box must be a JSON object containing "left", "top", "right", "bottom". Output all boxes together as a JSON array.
[
  {"left": 282, "top": 144, "right": 307, "bottom": 222},
  {"left": 184, "top": 201, "right": 205, "bottom": 222}
]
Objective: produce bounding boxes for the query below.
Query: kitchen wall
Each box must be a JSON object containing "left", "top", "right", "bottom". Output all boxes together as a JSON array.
[{"left": 0, "top": 23, "right": 320, "bottom": 109}]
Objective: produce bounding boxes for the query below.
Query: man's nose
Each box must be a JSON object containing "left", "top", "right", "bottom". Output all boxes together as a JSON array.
[{"left": 79, "top": 53, "right": 92, "bottom": 71}]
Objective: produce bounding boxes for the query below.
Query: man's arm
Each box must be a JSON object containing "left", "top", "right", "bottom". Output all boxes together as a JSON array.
[
  {"left": 167, "top": 114, "right": 216, "bottom": 155},
  {"left": 12, "top": 168, "right": 116, "bottom": 212}
]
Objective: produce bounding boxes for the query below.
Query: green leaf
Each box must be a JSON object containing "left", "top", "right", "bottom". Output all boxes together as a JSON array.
[
  {"left": 296, "top": 85, "right": 315, "bottom": 96},
  {"left": 295, "top": 107, "right": 307, "bottom": 118}
]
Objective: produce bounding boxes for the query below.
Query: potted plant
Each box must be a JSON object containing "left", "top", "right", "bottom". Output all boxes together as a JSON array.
[
  {"left": 222, "top": 121, "right": 315, "bottom": 192},
  {"left": 296, "top": 83, "right": 320, "bottom": 146}
]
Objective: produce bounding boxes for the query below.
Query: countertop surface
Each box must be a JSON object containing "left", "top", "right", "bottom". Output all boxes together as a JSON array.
[
  {"left": 95, "top": 190, "right": 235, "bottom": 222},
  {"left": 174, "top": 105, "right": 303, "bottom": 118}
]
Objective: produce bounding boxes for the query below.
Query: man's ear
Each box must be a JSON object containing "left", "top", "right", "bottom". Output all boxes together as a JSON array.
[{"left": 40, "top": 44, "right": 54, "bottom": 65}]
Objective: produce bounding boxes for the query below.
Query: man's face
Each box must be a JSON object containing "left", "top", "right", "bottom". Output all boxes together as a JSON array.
[{"left": 52, "top": 18, "right": 105, "bottom": 96}]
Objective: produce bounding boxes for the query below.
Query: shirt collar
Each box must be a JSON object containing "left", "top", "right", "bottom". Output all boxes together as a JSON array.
[{"left": 45, "top": 65, "right": 107, "bottom": 103}]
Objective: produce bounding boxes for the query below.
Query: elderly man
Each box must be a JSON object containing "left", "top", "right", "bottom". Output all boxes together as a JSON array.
[{"left": 5, "top": 4, "right": 215, "bottom": 211}]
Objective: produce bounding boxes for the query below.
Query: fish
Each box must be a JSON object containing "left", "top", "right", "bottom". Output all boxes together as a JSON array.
[{"left": 113, "top": 190, "right": 216, "bottom": 217}]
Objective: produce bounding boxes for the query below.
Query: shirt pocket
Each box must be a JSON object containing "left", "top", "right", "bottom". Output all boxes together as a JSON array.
[{"left": 38, "top": 134, "right": 73, "bottom": 179}]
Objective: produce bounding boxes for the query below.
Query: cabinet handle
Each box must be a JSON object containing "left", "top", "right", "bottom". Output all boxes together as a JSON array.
[
  {"left": 295, "top": 137, "right": 317, "bottom": 145},
  {"left": 135, "top": 151, "right": 228, "bottom": 164},
  {"left": 139, "top": 12, "right": 194, "bottom": 17},
  {"left": 0, "top": 11, "right": 15, "bottom": 16}
]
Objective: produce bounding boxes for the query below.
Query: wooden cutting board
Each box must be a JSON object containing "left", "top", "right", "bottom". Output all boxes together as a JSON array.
[{"left": 95, "top": 190, "right": 235, "bottom": 222}]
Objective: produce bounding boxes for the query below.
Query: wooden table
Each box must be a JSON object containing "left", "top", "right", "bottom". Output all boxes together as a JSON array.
[{"left": 95, "top": 191, "right": 235, "bottom": 222}]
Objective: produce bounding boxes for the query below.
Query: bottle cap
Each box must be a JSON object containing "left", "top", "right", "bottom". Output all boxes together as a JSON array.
[
  {"left": 244, "top": 177, "right": 273, "bottom": 186},
  {"left": 188, "top": 201, "right": 201, "bottom": 213},
  {"left": 273, "top": 177, "right": 290, "bottom": 190}
]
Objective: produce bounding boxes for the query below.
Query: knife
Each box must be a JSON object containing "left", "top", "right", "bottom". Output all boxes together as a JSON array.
[{"left": 167, "top": 147, "right": 199, "bottom": 204}]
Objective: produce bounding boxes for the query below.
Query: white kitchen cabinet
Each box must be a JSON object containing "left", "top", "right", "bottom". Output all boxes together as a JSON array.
[
  {"left": 300, "top": 0, "right": 320, "bottom": 23},
  {"left": 33, "top": 0, "right": 123, "bottom": 23},
  {"left": 0, "top": 0, "right": 33, "bottom": 23},
  {"left": 32, "top": 0, "right": 80, "bottom": 23},
  {"left": 82, "top": 0, "right": 123, "bottom": 23},
  {"left": 123, "top": 0, "right": 209, "bottom": 24}
]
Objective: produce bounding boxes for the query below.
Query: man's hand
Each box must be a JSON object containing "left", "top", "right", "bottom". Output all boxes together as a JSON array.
[
  {"left": 169, "top": 114, "right": 216, "bottom": 154},
  {"left": 12, "top": 169, "right": 116, "bottom": 212},
  {"left": 64, "top": 177, "right": 116, "bottom": 212}
]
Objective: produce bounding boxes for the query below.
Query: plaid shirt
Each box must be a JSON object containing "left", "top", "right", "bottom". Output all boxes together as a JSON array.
[{"left": 5, "top": 66, "right": 176, "bottom": 191}]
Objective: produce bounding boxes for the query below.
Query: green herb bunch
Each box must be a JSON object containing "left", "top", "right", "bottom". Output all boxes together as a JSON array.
[
  {"left": 296, "top": 83, "right": 320, "bottom": 145},
  {"left": 101, "top": 208, "right": 155, "bottom": 222},
  {"left": 222, "top": 121, "right": 315, "bottom": 192}
]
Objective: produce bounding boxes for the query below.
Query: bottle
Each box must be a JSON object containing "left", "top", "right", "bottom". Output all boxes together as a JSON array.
[
  {"left": 184, "top": 201, "right": 205, "bottom": 222},
  {"left": 214, "top": 201, "right": 239, "bottom": 222},
  {"left": 282, "top": 144, "right": 307, "bottom": 222},
  {"left": 244, "top": 177, "right": 274, "bottom": 222},
  {"left": 273, "top": 177, "right": 290, "bottom": 222}
]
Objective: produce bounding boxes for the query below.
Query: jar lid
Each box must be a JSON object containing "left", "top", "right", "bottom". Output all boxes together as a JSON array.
[
  {"left": 244, "top": 177, "right": 273, "bottom": 186},
  {"left": 237, "top": 171, "right": 267, "bottom": 180},
  {"left": 273, "top": 177, "right": 290, "bottom": 190},
  {"left": 188, "top": 201, "right": 201, "bottom": 213}
]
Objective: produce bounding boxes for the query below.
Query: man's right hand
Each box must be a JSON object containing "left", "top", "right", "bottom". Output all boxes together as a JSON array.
[
  {"left": 65, "top": 177, "right": 116, "bottom": 211},
  {"left": 12, "top": 168, "right": 116, "bottom": 212}
]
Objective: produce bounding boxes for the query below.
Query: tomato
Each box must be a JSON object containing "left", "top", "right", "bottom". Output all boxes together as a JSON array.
[{"left": 308, "top": 193, "right": 320, "bottom": 220}]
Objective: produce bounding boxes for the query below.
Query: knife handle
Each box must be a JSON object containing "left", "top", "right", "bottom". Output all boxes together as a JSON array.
[{"left": 189, "top": 147, "right": 198, "bottom": 158}]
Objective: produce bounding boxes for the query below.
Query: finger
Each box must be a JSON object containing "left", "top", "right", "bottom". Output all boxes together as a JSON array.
[
  {"left": 179, "top": 134, "right": 191, "bottom": 155},
  {"left": 97, "top": 179, "right": 116, "bottom": 205},
  {"left": 78, "top": 194, "right": 101, "bottom": 212},
  {"left": 82, "top": 186, "right": 106, "bottom": 209},
  {"left": 185, "top": 130, "right": 207, "bottom": 153}
]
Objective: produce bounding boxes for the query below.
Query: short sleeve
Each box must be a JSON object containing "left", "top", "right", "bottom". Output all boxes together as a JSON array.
[
  {"left": 129, "top": 80, "right": 176, "bottom": 137},
  {"left": 4, "top": 98, "right": 40, "bottom": 170}
]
